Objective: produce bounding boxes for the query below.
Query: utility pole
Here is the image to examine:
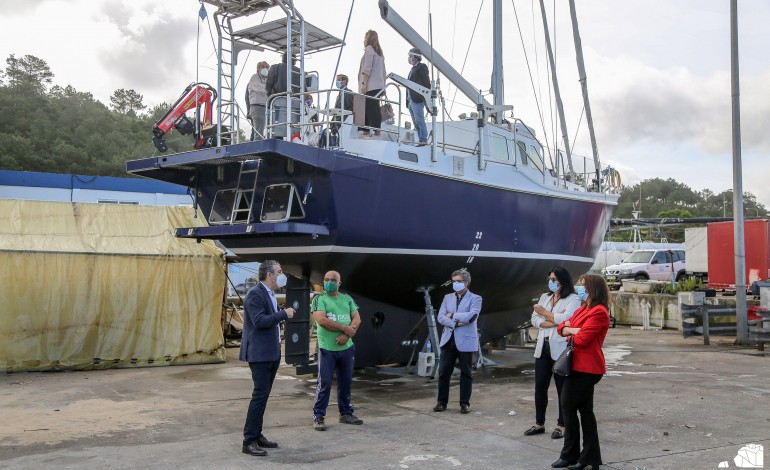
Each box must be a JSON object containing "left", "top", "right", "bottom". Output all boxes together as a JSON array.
[{"left": 730, "top": 0, "right": 748, "bottom": 345}]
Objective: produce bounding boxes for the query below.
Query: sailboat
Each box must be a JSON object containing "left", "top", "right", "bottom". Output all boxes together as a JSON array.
[{"left": 127, "top": 0, "right": 620, "bottom": 369}]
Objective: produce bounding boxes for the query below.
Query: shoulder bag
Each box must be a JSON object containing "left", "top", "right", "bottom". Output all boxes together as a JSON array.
[{"left": 553, "top": 337, "right": 574, "bottom": 376}]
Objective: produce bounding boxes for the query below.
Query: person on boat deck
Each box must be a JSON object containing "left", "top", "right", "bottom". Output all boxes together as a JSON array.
[
  {"left": 406, "top": 47, "right": 430, "bottom": 145},
  {"left": 246, "top": 60, "right": 269, "bottom": 140},
  {"left": 266, "top": 52, "right": 301, "bottom": 138},
  {"left": 332, "top": 74, "right": 354, "bottom": 132},
  {"left": 357, "top": 30, "right": 387, "bottom": 137},
  {"left": 240, "top": 260, "right": 295, "bottom": 457},
  {"left": 433, "top": 268, "right": 483, "bottom": 414},
  {"left": 551, "top": 274, "right": 611, "bottom": 470},
  {"left": 525, "top": 267, "right": 580, "bottom": 440},
  {"left": 311, "top": 270, "right": 364, "bottom": 431}
]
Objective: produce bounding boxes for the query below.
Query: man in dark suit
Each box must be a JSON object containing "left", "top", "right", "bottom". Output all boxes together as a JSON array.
[
  {"left": 240, "top": 260, "right": 296, "bottom": 457},
  {"left": 266, "top": 52, "right": 301, "bottom": 138}
]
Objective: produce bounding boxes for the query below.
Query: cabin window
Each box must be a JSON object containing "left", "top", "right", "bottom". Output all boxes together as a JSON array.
[
  {"left": 515, "top": 141, "right": 528, "bottom": 166},
  {"left": 260, "top": 183, "right": 305, "bottom": 222},
  {"left": 490, "top": 133, "right": 509, "bottom": 161},
  {"left": 528, "top": 145, "right": 545, "bottom": 173},
  {"left": 398, "top": 151, "right": 418, "bottom": 163}
]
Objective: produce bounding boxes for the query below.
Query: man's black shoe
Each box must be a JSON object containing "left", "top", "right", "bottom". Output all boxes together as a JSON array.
[
  {"left": 460, "top": 404, "right": 470, "bottom": 414},
  {"left": 551, "top": 459, "right": 575, "bottom": 468},
  {"left": 242, "top": 442, "right": 267, "bottom": 456},
  {"left": 256, "top": 435, "right": 278, "bottom": 448},
  {"left": 433, "top": 403, "right": 447, "bottom": 412}
]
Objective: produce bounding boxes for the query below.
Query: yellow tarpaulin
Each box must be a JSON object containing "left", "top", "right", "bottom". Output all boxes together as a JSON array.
[{"left": 0, "top": 200, "right": 227, "bottom": 372}]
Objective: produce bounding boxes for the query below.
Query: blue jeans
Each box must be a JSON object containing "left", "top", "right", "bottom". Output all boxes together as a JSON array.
[
  {"left": 408, "top": 100, "right": 428, "bottom": 143},
  {"left": 243, "top": 360, "right": 280, "bottom": 444},
  {"left": 313, "top": 345, "right": 355, "bottom": 419}
]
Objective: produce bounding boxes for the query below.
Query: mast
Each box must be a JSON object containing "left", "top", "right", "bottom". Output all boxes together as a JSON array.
[
  {"left": 730, "top": 0, "right": 748, "bottom": 345},
  {"left": 491, "top": 0, "right": 504, "bottom": 124},
  {"left": 538, "top": 0, "right": 575, "bottom": 182},
  {"left": 568, "top": 0, "right": 600, "bottom": 189}
]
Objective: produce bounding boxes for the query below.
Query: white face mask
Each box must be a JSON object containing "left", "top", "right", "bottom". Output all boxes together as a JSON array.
[
  {"left": 259, "top": 68, "right": 268, "bottom": 77},
  {"left": 273, "top": 272, "right": 287, "bottom": 288},
  {"left": 452, "top": 281, "right": 465, "bottom": 292}
]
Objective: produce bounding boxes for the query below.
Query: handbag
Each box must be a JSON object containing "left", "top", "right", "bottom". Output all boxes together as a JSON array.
[
  {"left": 380, "top": 102, "right": 395, "bottom": 121},
  {"left": 552, "top": 337, "right": 574, "bottom": 376}
]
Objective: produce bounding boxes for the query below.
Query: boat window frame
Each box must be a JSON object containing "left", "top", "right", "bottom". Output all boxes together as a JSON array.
[{"left": 260, "top": 183, "right": 306, "bottom": 223}]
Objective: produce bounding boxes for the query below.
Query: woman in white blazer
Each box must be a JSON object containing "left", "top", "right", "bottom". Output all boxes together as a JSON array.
[{"left": 525, "top": 267, "right": 581, "bottom": 439}]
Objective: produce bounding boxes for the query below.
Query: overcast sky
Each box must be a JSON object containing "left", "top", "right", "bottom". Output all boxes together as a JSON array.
[{"left": 1, "top": 0, "right": 768, "bottom": 209}]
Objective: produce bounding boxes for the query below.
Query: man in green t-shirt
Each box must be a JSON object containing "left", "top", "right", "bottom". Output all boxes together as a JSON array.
[{"left": 311, "top": 270, "right": 363, "bottom": 431}]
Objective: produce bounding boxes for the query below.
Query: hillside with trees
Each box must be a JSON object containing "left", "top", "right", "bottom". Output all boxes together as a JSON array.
[{"left": 0, "top": 54, "right": 766, "bottom": 242}]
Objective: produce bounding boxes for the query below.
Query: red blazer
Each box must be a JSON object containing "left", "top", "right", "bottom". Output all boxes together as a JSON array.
[{"left": 557, "top": 303, "right": 610, "bottom": 375}]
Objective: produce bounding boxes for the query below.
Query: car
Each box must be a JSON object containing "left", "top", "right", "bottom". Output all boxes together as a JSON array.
[{"left": 601, "top": 249, "right": 687, "bottom": 289}]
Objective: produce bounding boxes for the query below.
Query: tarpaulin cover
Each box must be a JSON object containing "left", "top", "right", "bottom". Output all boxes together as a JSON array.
[{"left": 0, "top": 200, "right": 227, "bottom": 372}]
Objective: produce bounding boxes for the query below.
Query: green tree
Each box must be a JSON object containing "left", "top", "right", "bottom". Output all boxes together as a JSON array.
[
  {"left": 4, "top": 54, "right": 53, "bottom": 96},
  {"left": 110, "top": 88, "right": 146, "bottom": 116}
]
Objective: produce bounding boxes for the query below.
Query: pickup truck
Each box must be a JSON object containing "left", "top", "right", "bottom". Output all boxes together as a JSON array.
[{"left": 601, "top": 249, "right": 687, "bottom": 289}]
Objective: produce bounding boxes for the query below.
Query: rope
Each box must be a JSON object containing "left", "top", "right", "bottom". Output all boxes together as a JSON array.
[
  {"left": 511, "top": 0, "right": 553, "bottom": 158},
  {"left": 448, "top": 0, "right": 484, "bottom": 117}
]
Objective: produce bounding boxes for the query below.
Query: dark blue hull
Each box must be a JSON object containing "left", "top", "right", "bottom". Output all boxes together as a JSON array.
[{"left": 127, "top": 140, "right": 615, "bottom": 367}]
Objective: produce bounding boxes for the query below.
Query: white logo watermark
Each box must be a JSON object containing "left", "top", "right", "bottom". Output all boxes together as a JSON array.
[{"left": 718, "top": 444, "right": 764, "bottom": 468}]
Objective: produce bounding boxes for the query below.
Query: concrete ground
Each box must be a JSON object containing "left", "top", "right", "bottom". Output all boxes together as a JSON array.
[{"left": 1, "top": 327, "right": 768, "bottom": 469}]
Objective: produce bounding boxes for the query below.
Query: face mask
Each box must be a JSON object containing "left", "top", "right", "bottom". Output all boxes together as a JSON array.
[
  {"left": 274, "top": 272, "right": 287, "bottom": 288},
  {"left": 259, "top": 68, "right": 268, "bottom": 77},
  {"left": 548, "top": 279, "right": 559, "bottom": 293},
  {"left": 576, "top": 286, "right": 588, "bottom": 301},
  {"left": 452, "top": 281, "right": 465, "bottom": 292},
  {"left": 335, "top": 80, "right": 343, "bottom": 89},
  {"left": 305, "top": 99, "right": 313, "bottom": 106},
  {"left": 323, "top": 281, "right": 338, "bottom": 293}
]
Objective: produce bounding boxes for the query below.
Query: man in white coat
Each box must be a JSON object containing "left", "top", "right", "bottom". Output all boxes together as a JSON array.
[{"left": 433, "top": 268, "right": 482, "bottom": 414}]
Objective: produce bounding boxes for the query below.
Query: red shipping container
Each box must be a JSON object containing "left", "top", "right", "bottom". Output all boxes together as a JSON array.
[{"left": 707, "top": 219, "right": 770, "bottom": 290}]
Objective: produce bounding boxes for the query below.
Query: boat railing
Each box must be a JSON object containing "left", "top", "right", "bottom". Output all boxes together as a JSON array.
[{"left": 264, "top": 86, "right": 403, "bottom": 147}]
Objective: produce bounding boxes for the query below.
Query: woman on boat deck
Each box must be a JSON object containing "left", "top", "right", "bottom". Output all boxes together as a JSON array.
[
  {"left": 551, "top": 274, "right": 611, "bottom": 470},
  {"left": 526, "top": 267, "right": 580, "bottom": 440},
  {"left": 358, "top": 30, "right": 386, "bottom": 137}
]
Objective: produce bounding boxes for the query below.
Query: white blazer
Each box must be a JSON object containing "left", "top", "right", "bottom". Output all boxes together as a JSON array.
[{"left": 531, "top": 292, "right": 581, "bottom": 360}]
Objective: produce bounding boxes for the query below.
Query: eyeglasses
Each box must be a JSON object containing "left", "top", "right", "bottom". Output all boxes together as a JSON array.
[{"left": 323, "top": 278, "right": 339, "bottom": 283}]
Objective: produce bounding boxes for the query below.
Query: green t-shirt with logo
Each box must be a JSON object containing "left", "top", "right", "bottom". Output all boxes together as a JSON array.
[{"left": 313, "top": 292, "right": 359, "bottom": 351}]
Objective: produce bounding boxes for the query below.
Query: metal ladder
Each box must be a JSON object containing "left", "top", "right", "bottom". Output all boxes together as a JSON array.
[
  {"left": 214, "top": 11, "right": 237, "bottom": 147},
  {"left": 230, "top": 160, "right": 261, "bottom": 224}
]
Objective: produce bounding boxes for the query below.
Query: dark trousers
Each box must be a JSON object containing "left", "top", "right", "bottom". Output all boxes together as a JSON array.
[
  {"left": 535, "top": 339, "right": 566, "bottom": 426},
  {"left": 364, "top": 89, "right": 382, "bottom": 130},
  {"left": 560, "top": 370, "right": 603, "bottom": 465},
  {"left": 243, "top": 360, "right": 280, "bottom": 444},
  {"left": 436, "top": 334, "right": 473, "bottom": 406},
  {"left": 313, "top": 345, "right": 356, "bottom": 419}
]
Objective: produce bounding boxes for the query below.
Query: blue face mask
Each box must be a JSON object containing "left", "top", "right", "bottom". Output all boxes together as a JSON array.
[
  {"left": 335, "top": 80, "right": 343, "bottom": 89},
  {"left": 548, "top": 279, "right": 559, "bottom": 293},
  {"left": 576, "top": 286, "right": 588, "bottom": 301},
  {"left": 452, "top": 281, "right": 465, "bottom": 292},
  {"left": 305, "top": 99, "right": 313, "bottom": 107}
]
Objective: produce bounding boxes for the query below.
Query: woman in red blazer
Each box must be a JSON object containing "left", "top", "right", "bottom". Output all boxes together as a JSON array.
[{"left": 551, "top": 274, "right": 611, "bottom": 470}]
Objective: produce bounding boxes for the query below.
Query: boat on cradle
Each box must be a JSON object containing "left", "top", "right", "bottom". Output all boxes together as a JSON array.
[{"left": 127, "top": 0, "right": 620, "bottom": 369}]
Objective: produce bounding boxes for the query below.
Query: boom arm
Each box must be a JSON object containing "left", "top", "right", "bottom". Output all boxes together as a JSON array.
[
  {"left": 152, "top": 83, "right": 217, "bottom": 152},
  {"left": 378, "top": 0, "right": 494, "bottom": 114}
]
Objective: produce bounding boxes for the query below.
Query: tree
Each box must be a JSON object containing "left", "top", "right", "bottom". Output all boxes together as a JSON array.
[
  {"left": 4, "top": 54, "right": 53, "bottom": 96},
  {"left": 110, "top": 88, "right": 146, "bottom": 116}
]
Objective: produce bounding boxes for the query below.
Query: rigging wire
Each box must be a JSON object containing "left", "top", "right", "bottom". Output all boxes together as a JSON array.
[
  {"left": 447, "top": 0, "right": 458, "bottom": 100},
  {"left": 511, "top": 0, "right": 553, "bottom": 160},
  {"left": 328, "top": 0, "right": 355, "bottom": 108},
  {"left": 448, "top": 0, "right": 484, "bottom": 117}
]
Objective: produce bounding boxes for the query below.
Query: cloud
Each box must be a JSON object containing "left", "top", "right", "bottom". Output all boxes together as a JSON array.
[
  {"left": 2, "top": 2, "right": 42, "bottom": 16},
  {"left": 589, "top": 54, "right": 770, "bottom": 156},
  {"left": 96, "top": 0, "right": 196, "bottom": 93}
]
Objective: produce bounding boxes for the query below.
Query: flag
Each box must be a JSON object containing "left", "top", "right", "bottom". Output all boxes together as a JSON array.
[{"left": 199, "top": 4, "right": 207, "bottom": 20}]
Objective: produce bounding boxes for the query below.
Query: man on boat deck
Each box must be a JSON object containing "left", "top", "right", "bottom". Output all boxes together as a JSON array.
[
  {"left": 406, "top": 47, "right": 430, "bottom": 146},
  {"left": 311, "top": 270, "right": 363, "bottom": 431},
  {"left": 433, "top": 268, "right": 482, "bottom": 414}
]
